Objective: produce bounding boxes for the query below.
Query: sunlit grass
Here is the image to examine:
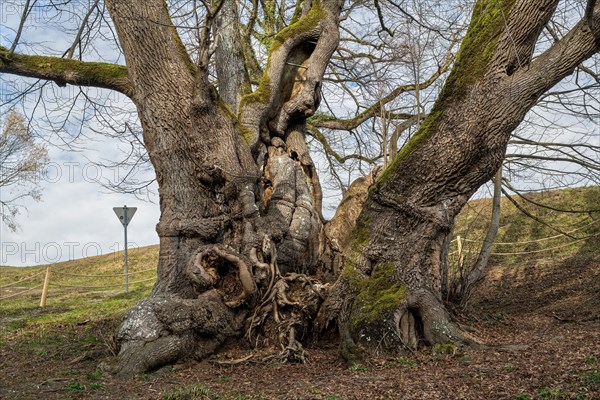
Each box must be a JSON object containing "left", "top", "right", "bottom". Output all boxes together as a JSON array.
[
  {"left": 0, "top": 245, "right": 158, "bottom": 334},
  {"left": 451, "top": 186, "right": 600, "bottom": 270}
]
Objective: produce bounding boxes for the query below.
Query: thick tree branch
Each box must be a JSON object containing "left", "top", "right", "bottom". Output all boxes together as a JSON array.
[
  {"left": 105, "top": 0, "right": 198, "bottom": 107},
  {"left": 239, "top": 0, "right": 345, "bottom": 143},
  {"left": 214, "top": 0, "right": 251, "bottom": 111},
  {"left": 490, "top": 0, "right": 559, "bottom": 75},
  {"left": 0, "top": 46, "right": 133, "bottom": 97},
  {"left": 519, "top": 3, "right": 600, "bottom": 98},
  {"left": 586, "top": 0, "right": 597, "bottom": 28}
]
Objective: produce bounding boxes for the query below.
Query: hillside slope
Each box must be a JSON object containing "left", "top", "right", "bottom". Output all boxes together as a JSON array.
[
  {"left": 0, "top": 245, "right": 159, "bottom": 325},
  {"left": 452, "top": 185, "right": 599, "bottom": 268}
]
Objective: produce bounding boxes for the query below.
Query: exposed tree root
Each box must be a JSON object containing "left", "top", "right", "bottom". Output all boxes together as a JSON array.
[
  {"left": 245, "top": 273, "right": 328, "bottom": 363},
  {"left": 114, "top": 291, "right": 244, "bottom": 377}
]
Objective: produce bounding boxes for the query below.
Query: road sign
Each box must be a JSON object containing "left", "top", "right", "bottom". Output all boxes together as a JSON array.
[
  {"left": 113, "top": 205, "right": 136, "bottom": 293},
  {"left": 113, "top": 206, "right": 137, "bottom": 226}
]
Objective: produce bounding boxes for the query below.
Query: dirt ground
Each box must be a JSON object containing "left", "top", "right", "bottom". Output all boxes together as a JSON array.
[{"left": 1, "top": 257, "right": 599, "bottom": 400}]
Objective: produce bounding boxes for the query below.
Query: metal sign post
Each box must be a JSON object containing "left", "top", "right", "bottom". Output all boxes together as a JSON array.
[{"left": 113, "top": 205, "right": 137, "bottom": 293}]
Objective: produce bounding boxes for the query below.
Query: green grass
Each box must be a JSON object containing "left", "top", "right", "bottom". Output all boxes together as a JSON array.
[
  {"left": 450, "top": 186, "right": 600, "bottom": 270},
  {"left": 0, "top": 245, "right": 157, "bottom": 333}
]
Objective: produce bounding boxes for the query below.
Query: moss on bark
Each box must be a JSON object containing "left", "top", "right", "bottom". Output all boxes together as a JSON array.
[
  {"left": 0, "top": 46, "right": 128, "bottom": 81},
  {"left": 217, "top": 98, "right": 256, "bottom": 143},
  {"left": 375, "top": 0, "right": 516, "bottom": 186},
  {"left": 239, "top": 73, "right": 272, "bottom": 108},
  {"left": 163, "top": 2, "right": 196, "bottom": 75},
  {"left": 344, "top": 263, "right": 408, "bottom": 329},
  {"left": 270, "top": 0, "right": 325, "bottom": 53}
]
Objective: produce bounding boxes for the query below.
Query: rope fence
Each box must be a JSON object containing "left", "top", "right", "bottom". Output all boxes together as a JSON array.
[
  {"left": 448, "top": 231, "right": 600, "bottom": 258},
  {"left": 51, "top": 268, "right": 155, "bottom": 278},
  {"left": 0, "top": 271, "right": 46, "bottom": 288},
  {"left": 489, "top": 236, "right": 591, "bottom": 256},
  {"left": 0, "top": 284, "right": 44, "bottom": 301},
  {"left": 448, "top": 220, "right": 600, "bottom": 269},
  {"left": 0, "top": 263, "right": 156, "bottom": 306},
  {"left": 455, "top": 218, "right": 600, "bottom": 245},
  {"left": 48, "top": 276, "right": 156, "bottom": 289},
  {"left": 1, "top": 221, "right": 597, "bottom": 304}
]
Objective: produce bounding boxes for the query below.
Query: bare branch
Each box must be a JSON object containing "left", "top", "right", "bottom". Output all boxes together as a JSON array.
[
  {"left": 8, "top": 0, "right": 33, "bottom": 54},
  {"left": 312, "top": 54, "right": 452, "bottom": 131}
]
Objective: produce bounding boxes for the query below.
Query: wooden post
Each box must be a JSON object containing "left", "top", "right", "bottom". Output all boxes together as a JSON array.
[
  {"left": 457, "top": 235, "right": 464, "bottom": 270},
  {"left": 40, "top": 267, "right": 51, "bottom": 307}
]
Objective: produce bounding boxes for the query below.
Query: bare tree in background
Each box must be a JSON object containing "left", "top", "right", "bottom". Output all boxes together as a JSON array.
[{"left": 0, "top": 110, "right": 48, "bottom": 231}]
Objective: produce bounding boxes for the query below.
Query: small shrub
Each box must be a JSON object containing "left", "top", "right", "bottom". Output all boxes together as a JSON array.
[
  {"left": 582, "top": 370, "right": 600, "bottom": 386},
  {"left": 162, "top": 384, "right": 210, "bottom": 400},
  {"left": 349, "top": 363, "right": 368, "bottom": 373},
  {"left": 396, "top": 356, "right": 418, "bottom": 367},
  {"left": 584, "top": 355, "right": 598, "bottom": 365},
  {"left": 433, "top": 342, "right": 458, "bottom": 355},
  {"left": 86, "top": 369, "right": 103, "bottom": 382},
  {"left": 458, "top": 354, "right": 473, "bottom": 363},
  {"left": 537, "top": 386, "right": 565, "bottom": 400},
  {"left": 66, "top": 381, "right": 85, "bottom": 392}
]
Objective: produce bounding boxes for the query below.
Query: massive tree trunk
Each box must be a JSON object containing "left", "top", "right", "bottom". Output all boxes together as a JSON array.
[
  {"left": 102, "top": 0, "right": 343, "bottom": 376},
  {"left": 2, "top": 0, "right": 599, "bottom": 377},
  {"left": 317, "top": 0, "right": 600, "bottom": 360}
]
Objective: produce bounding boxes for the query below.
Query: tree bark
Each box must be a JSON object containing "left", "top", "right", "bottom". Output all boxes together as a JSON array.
[
  {"left": 214, "top": 0, "right": 250, "bottom": 112},
  {"left": 318, "top": 0, "right": 600, "bottom": 360},
  {"left": 100, "top": 0, "right": 343, "bottom": 376}
]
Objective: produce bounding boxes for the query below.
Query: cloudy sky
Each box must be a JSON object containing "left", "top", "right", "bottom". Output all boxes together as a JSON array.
[{"left": 0, "top": 144, "right": 162, "bottom": 266}]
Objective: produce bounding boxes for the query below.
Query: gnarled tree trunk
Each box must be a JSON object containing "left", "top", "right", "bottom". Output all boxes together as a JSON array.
[
  {"left": 317, "top": 0, "right": 600, "bottom": 360},
  {"left": 104, "top": 0, "right": 344, "bottom": 376}
]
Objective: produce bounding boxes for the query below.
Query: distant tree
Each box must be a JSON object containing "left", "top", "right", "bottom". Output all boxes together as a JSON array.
[{"left": 0, "top": 109, "right": 48, "bottom": 231}]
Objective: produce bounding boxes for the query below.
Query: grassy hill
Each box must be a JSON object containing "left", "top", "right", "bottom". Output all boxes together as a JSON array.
[
  {"left": 451, "top": 185, "right": 599, "bottom": 271},
  {"left": 0, "top": 245, "right": 159, "bottom": 328}
]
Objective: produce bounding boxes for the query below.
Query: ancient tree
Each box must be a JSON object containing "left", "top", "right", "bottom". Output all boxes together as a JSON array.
[
  {"left": 0, "top": 109, "right": 48, "bottom": 231},
  {"left": 1, "top": 0, "right": 599, "bottom": 375}
]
